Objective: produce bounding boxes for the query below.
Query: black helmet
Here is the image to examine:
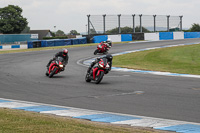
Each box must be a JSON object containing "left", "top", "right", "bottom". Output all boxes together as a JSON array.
[{"left": 106, "top": 54, "right": 113, "bottom": 60}]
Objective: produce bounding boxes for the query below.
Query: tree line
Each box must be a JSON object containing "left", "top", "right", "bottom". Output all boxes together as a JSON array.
[{"left": 0, "top": 5, "right": 81, "bottom": 36}]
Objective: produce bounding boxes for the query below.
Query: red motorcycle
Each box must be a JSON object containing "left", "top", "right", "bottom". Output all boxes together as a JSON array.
[
  {"left": 46, "top": 57, "right": 64, "bottom": 78},
  {"left": 85, "top": 58, "right": 110, "bottom": 84},
  {"left": 94, "top": 42, "right": 110, "bottom": 55}
]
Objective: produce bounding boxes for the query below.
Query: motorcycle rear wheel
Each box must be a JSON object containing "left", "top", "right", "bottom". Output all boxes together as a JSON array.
[
  {"left": 95, "top": 71, "right": 104, "bottom": 84},
  {"left": 49, "top": 68, "right": 57, "bottom": 78}
]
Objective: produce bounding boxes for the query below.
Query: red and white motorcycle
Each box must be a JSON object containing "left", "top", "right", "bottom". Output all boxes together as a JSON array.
[
  {"left": 94, "top": 42, "right": 110, "bottom": 55},
  {"left": 85, "top": 58, "right": 110, "bottom": 84},
  {"left": 46, "top": 57, "right": 64, "bottom": 78}
]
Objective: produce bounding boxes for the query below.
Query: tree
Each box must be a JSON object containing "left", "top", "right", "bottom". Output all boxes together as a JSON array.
[
  {"left": 56, "top": 30, "right": 65, "bottom": 36},
  {"left": 21, "top": 26, "right": 30, "bottom": 33},
  {"left": 189, "top": 23, "right": 200, "bottom": 32},
  {"left": 0, "top": 5, "right": 28, "bottom": 34},
  {"left": 135, "top": 26, "right": 150, "bottom": 32},
  {"left": 106, "top": 26, "right": 150, "bottom": 34},
  {"left": 69, "top": 30, "right": 80, "bottom": 35}
]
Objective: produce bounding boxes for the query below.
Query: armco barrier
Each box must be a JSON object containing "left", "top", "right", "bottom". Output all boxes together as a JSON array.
[
  {"left": 144, "top": 33, "right": 159, "bottom": 41},
  {"left": 0, "top": 44, "right": 28, "bottom": 50},
  {"left": 108, "top": 35, "right": 121, "bottom": 42},
  {"left": 93, "top": 35, "right": 108, "bottom": 43},
  {"left": 92, "top": 34, "right": 132, "bottom": 43},
  {"left": 173, "top": 32, "right": 184, "bottom": 40},
  {"left": 159, "top": 32, "right": 173, "bottom": 40},
  {"left": 184, "top": 32, "right": 200, "bottom": 39},
  {"left": 121, "top": 34, "right": 132, "bottom": 42},
  {"left": 11, "top": 45, "right": 20, "bottom": 48}
]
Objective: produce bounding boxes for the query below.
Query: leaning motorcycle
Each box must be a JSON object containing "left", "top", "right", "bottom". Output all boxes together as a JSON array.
[
  {"left": 94, "top": 42, "right": 110, "bottom": 55},
  {"left": 85, "top": 58, "right": 110, "bottom": 84},
  {"left": 46, "top": 57, "right": 64, "bottom": 78}
]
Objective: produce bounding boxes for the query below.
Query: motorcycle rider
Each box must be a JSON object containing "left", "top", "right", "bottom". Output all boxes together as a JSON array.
[
  {"left": 87, "top": 54, "right": 113, "bottom": 75},
  {"left": 46, "top": 49, "right": 69, "bottom": 71},
  {"left": 102, "top": 38, "right": 112, "bottom": 52}
]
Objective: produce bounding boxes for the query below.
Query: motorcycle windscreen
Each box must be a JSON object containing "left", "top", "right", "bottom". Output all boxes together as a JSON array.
[{"left": 102, "top": 58, "right": 107, "bottom": 67}]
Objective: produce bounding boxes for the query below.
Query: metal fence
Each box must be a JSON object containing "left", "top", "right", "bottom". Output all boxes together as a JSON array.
[{"left": 87, "top": 14, "right": 183, "bottom": 35}]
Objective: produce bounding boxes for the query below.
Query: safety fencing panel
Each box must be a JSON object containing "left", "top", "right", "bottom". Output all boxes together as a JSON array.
[
  {"left": 78, "top": 37, "right": 87, "bottom": 44},
  {"left": 28, "top": 41, "right": 41, "bottom": 48},
  {"left": 159, "top": 32, "right": 173, "bottom": 40},
  {"left": 121, "top": 34, "right": 132, "bottom": 42},
  {"left": 71, "top": 39, "right": 79, "bottom": 45},
  {"left": 64, "top": 39, "right": 72, "bottom": 45},
  {"left": 54, "top": 39, "right": 65, "bottom": 46},
  {"left": 28, "top": 38, "right": 86, "bottom": 48},
  {"left": 173, "top": 32, "right": 184, "bottom": 40},
  {"left": 41, "top": 40, "right": 54, "bottom": 47},
  {"left": 144, "top": 33, "right": 159, "bottom": 41},
  {"left": 184, "top": 32, "right": 200, "bottom": 39}
]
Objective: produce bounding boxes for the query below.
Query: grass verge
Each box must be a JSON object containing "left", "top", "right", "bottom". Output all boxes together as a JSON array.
[
  {"left": 0, "top": 108, "right": 167, "bottom": 133},
  {"left": 113, "top": 44, "right": 200, "bottom": 75}
]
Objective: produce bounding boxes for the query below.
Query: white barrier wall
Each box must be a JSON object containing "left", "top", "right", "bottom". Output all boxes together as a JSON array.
[
  {"left": 0, "top": 44, "right": 28, "bottom": 50},
  {"left": 173, "top": 32, "right": 184, "bottom": 40},
  {"left": 108, "top": 35, "right": 121, "bottom": 42},
  {"left": 3, "top": 45, "right": 11, "bottom": 49},
  {"left": 20, "top": 44, "right": 28, "bottom": 49},
  {"left": 144, "top": 33, "right": 159, "bottom": 41}
]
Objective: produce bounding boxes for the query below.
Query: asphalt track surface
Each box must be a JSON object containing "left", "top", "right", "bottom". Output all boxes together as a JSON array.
[{"left": 0, "top": 39, "right": 200, "bottom": 123}]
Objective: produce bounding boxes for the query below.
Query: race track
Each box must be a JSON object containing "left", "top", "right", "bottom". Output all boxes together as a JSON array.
[{"left": 0, "top": 38, "right": 200, "bottom": 123}]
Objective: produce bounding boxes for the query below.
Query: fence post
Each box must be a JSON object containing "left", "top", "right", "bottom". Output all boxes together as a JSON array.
[
  {"left": 153, "top": 15, "right": 156, "bottom": 32},
  {"left": 167, "top": 15, "right": 170, "bottom": 32},
  {"left": 132, "top": 14, "right": 135, "bottom": 33},
  {"left": 103, "top": 14, "right": 106, "bottom": 34},
  {"left": 179, "top": 16, "right": 183, "bottom": 31},
  {"left": 118, "top": 14, "right": 121, "bottom": 34},
  {"left": 87, "top": 15, "right": 90, "bottom": 35},
  {"left": 139, "top": 14, "right": 142, "bottom": 32}
]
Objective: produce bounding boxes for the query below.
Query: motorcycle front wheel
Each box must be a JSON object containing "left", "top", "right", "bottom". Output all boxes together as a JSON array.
[
  {"left": 94, "top": 49, "right": 98, "bottom": 55},
  {"left": 49, "top": 67, "right": 57, "bottom": 78},
  {"left": 45, "top": 70, "right": 49, "bottom": 76},
  {"left": 85, "top": 73, "right": 91, "bottom": 82},
  {"left": 95, "top": 71, "right": 104, "bottom": 84}
]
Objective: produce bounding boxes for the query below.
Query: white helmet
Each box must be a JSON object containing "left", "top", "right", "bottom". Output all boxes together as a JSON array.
[{"left": 107, "top": 38, "right": 112, "bottom": 42}]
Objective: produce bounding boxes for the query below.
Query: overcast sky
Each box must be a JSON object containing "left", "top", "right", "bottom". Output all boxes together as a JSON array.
[{"left": 1, "top": 0, "right": 200, "bottom": 33}]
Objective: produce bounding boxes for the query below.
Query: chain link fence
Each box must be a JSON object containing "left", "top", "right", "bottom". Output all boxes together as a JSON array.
[{"left": 87, "top": 14, "right": 183, "bottom": 35}]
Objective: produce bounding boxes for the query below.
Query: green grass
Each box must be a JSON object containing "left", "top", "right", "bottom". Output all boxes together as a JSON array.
[
  {"left": 113, "top": 44, "right": 200, "bottom": 75},
  {"left": 0, "top": 108, "right": 160, "bottom": 133}
]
